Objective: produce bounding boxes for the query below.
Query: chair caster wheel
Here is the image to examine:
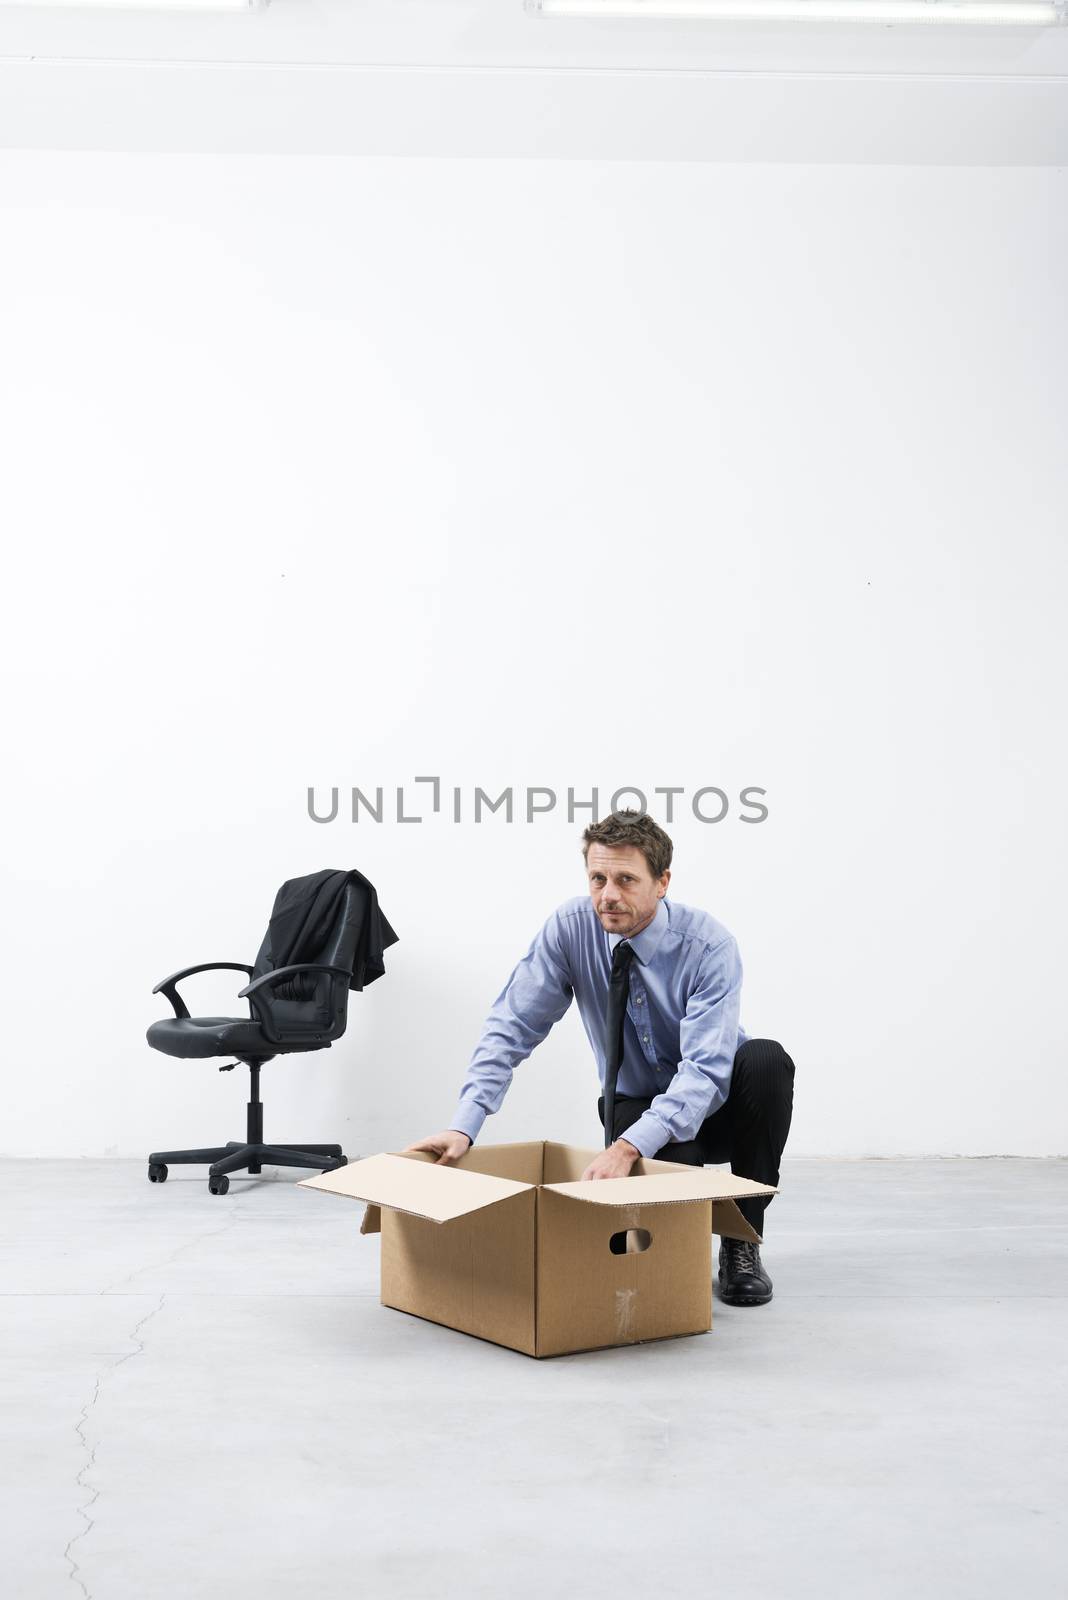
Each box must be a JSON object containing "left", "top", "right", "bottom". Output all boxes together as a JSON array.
[
  {"left": 208, "top": 1175, "right": 230, "bottom": 1195},
  {"left": 148, "top": 1163, "right": 168, "bottom": 1183}
]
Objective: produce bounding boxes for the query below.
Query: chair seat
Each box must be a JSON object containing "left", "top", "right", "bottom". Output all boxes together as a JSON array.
[{"left": 146, "top": 1015, "right": 275, "bottom": 1060}]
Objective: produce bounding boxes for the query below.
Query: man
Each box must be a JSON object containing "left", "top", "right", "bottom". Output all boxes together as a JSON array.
[{"left": 405, "top": 809, "right": 796, "bottom": 1307}]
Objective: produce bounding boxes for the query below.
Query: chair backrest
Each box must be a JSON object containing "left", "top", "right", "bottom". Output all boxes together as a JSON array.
[{"left": 249, "top": 876, "right": 364, "bottom": 1044}]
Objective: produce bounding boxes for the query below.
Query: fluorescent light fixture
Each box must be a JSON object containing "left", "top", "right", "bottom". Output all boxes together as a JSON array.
[
  {"left": 1, "top": 0, "right": 268, "bottom": 10},
  {"left": 527, "top": 0, "right": 1065, "bottom": 21}
]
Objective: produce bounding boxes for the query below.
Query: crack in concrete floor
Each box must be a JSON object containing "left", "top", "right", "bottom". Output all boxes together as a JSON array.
[{"left": 64, "top": 1293, "right": 167, "bottom": 1598}]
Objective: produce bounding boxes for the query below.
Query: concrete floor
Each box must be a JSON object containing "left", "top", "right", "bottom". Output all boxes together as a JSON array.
[{"left": 2, "top": 1157, "right": 1065, "bottom": 1600}]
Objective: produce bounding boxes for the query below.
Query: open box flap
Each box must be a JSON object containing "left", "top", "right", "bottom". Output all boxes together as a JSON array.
[
  {"left": 543, "top": 1169, "right": 777, "bottom": 1209},
  {"left": 298, "top": 1152, "right": 532, "bottom": 1224},
  {"left": 711, "top": 1199, "right": 763, "bottom": 1244}
]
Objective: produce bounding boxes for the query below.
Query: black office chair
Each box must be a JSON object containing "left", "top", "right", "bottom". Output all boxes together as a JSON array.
[{"left": 146, "top": 875, "right": 369, "bottom": 1195}]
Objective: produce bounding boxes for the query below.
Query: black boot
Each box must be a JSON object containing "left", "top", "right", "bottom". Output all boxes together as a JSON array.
[{"left": 718, "top": 1238, "right": 773, "bottom": 1306}]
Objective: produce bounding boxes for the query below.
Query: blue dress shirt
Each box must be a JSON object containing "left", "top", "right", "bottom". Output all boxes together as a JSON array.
[{"left": 449, "top": 895, "right": 748, "bottom": 1159}]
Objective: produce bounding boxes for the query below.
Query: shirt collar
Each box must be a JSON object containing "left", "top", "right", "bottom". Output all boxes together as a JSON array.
[{"left": 608, "top": 896, "right": 669, "bottom": 966}]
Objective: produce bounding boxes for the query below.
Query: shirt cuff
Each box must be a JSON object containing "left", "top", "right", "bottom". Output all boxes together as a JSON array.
[
  {"left": 615, "top": 1113, "right": 669, "bottom": 1159},
  {"left": 448, "top": 1106, "right": 487, "bottom": 1146}
]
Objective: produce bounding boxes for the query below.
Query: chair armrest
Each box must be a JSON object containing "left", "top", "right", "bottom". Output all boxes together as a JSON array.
[
  {"left": 152, "top": 962, "right": 255, "bottom": 1020},
  {"left": 238, "top": 964, "right": 353, "bottom": 1045},
  {"left": 237, "top": 964, "right": 352, "bottom": 999}
]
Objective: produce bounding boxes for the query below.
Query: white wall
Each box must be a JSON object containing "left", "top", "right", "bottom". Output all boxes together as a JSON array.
[{"left": 1, "top": 152, "right": 1065, "bottom": 1158}]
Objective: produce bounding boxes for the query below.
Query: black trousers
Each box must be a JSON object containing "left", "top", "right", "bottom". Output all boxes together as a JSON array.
[{"left": 598, "top": 1038, "right": 796, "bottom": 1238}]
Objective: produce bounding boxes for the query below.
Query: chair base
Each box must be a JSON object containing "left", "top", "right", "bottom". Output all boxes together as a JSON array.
[{"left": 147, "top": 1141, "right": 346, "bottom": 1195}]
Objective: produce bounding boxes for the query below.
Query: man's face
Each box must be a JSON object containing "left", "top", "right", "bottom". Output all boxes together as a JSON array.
[{"left": 586, "top": 843, "right": 670, "bottom": 940}]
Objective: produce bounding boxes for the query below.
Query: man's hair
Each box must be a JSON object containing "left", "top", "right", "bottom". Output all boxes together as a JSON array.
[{"left": 581, "top": 809, "right": 673, "bottom": 881}]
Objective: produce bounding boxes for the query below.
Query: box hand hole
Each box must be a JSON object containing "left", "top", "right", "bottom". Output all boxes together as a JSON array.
[{"left": 609, "top": 1227, "right": 652, "bottom": 1255}]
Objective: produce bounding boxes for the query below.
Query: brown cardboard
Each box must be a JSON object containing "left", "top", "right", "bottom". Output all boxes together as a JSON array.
[
  {"left": 302, "top": 1149, "right": 530, "bottom": 1223},
  {"left": 300, "top": 1140, "right": 776, "bottom": 1358}
]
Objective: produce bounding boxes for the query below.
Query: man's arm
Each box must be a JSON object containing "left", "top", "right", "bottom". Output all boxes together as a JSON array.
[
  {"left": 580, "top": 1137, "right": 643, "bottom": 1181},
  {"left": 617, "top": 937, "right": 743, "bottom": 1159},
  {"left": 404, "top": 1129, "right": 472, "bottom": 1164},
  {"left": 446, "top": 909, "right": 575, "bottom": 1147}
]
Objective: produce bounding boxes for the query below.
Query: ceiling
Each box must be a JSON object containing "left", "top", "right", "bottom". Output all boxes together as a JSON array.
[{"left": 0, "top": 0, "right": 1065, "bottom": 162}]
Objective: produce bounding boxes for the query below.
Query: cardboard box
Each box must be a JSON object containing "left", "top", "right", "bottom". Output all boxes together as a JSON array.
[{"left": 300, "top": 1141, "right": 776, "bottom": 1358}]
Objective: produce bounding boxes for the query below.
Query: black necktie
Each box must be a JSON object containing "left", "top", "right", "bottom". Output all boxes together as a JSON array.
[{"left": 603, "top": 940, "right": 636, "bottom": 1149}]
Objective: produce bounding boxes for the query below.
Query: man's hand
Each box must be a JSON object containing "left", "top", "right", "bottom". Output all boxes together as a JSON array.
[
  {"left": 581, "top": 1139, "right": 641, "bottom": 1181},
  {"left": 402, "top": 1129, "right": 473, "bottom": 1165}
]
